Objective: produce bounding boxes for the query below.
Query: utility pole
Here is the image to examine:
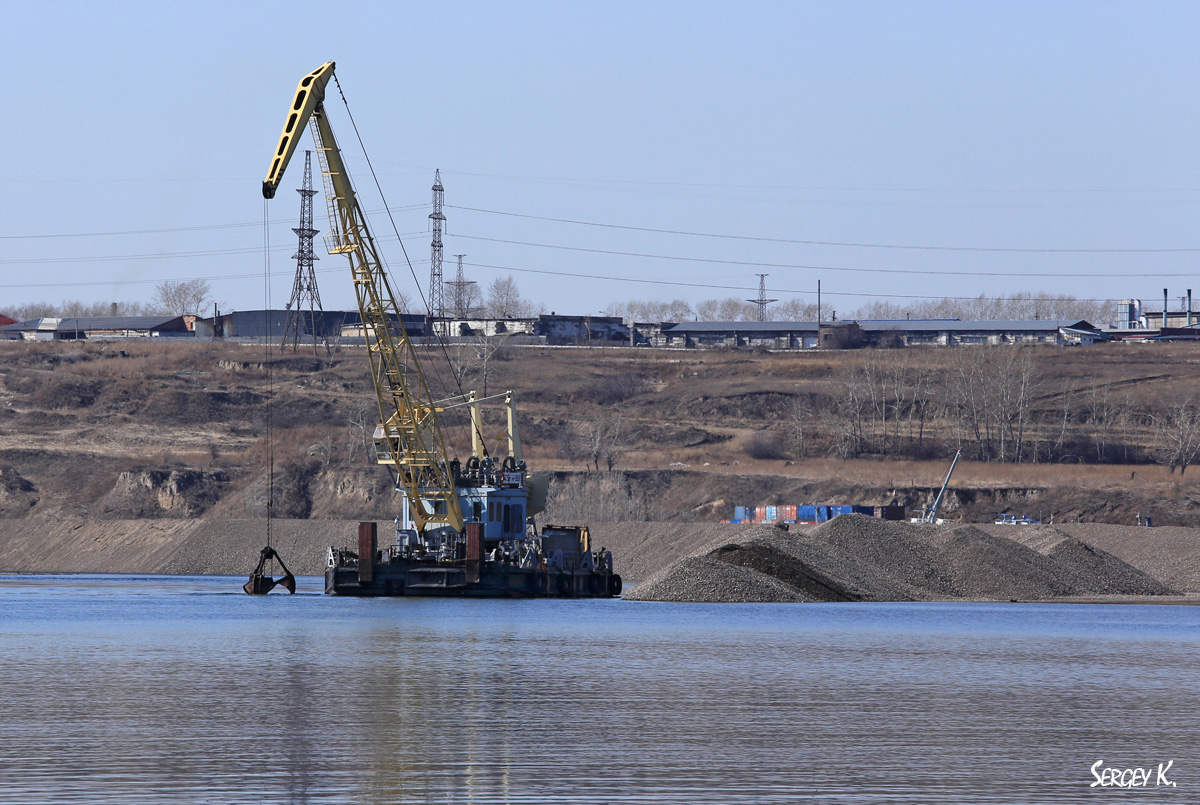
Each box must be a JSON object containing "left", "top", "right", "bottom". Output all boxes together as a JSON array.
[
  {"left": 281, "top": 151, "right": 326, "bottom": 354},
  {"left": 429, "top": 170, "right": 446, "bottom": 334},
  {"left": 746, "top": 273, "right": 777, "bottom": 322}
]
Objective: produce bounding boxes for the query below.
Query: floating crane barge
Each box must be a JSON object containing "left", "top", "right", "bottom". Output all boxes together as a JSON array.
[{"left": 263, "top": 63, "right": 619, "bottom": 598}]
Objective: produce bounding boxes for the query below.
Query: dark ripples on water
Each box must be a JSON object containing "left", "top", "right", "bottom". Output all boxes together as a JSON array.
[{"left": 0, "top": 574, "right": 1197, "bottom": 803}]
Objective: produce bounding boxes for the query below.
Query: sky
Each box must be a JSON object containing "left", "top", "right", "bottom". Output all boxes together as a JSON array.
[{"left": 3, "top": 0, "right": 1198, "bottom": 322}]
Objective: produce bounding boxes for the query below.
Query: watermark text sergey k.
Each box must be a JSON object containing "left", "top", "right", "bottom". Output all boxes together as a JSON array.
[{"left": 1091, "top": 759, "right": 1176, "bottom": 789}]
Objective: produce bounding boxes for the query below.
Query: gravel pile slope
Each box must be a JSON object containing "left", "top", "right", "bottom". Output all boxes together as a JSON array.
[
  {"left": 1031, "top": 524, "right": 1200, "bottom": 592},
  {"left": 1000, "top": 525, "right": 1174, "bottom": 596},
  {"left": 627, "top": 515, "right": 1180, "bottom": 603},
  {"left": 625, "top": 554, "right": 815, "bottom": 603}
]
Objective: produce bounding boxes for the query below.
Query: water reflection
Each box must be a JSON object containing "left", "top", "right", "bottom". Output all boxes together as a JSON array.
[{"left": 0, "top": 577, "right": 1196, "bottom": 803}]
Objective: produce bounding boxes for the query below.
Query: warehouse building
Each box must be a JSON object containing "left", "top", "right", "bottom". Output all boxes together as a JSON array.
[
  {"left": 0, "top": 315, "right": 191, "bottom": 340},
  {"left": 649, "top": 319, "right": 1103, "bottom": 349}
]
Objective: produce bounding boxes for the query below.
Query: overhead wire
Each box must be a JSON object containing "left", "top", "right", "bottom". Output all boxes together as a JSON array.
[
  {"left": 462, "top": 259, "right": 1126, "bottom": 304},
  {"left": 448, "top": 204, "right": 1200, "bottom": 254},
  {"left": 452, "top": 233, "right": 1200, "bottom": 279}
]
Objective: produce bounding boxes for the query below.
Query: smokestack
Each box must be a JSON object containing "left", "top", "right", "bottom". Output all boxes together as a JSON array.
[
  {"left": 1164, "top": 288, "right": 1169, "bottom": 331},
  {"left": 1189, "top": 289, "right": 1193, "bottom": 328}
]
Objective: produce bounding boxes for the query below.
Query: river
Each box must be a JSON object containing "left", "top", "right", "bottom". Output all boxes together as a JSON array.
[{"left": 1, "top": 574, "right": 1196, "bottom": 803}]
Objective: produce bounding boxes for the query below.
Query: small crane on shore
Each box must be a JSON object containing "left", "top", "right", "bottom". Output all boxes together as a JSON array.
[{"left": 916, "top": 448, "right": 962, "bottom": 524}]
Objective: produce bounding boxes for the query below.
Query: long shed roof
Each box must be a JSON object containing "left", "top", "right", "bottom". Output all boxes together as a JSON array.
[{"left": 1, "top": 315, "right": 188, "bottom": 332}]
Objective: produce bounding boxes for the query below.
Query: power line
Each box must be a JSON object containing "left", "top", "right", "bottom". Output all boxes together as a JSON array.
[
  {"left": 449, "top": 204, "right": 1200, "bottom": 254},
  {"left": 463, "top": 260, "right": 1122, "bottom": 304},
  {"left": 0, "top": 231, "right": 426, "bottom": 265},
  {"left": 453, "top": 233, "right": 1200, "bottom": 278},
  {"left": 0, "top": 205, "right": 427, "bottom": 240}
]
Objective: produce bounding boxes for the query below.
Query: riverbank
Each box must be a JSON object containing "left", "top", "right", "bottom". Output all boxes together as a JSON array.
[{"left": 1, "top": 515, "right": 1196, "bottom": 603}]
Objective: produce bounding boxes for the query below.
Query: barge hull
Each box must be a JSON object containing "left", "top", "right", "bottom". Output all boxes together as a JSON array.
[{"left": 325, "top": 563, "right": 621, "bottom": 598}]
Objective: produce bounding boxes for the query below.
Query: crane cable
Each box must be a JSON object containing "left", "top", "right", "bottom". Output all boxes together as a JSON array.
[
  {"left": 262, "top": 199, "right": 275, "bottom": 551},
  {"left": 331, "top": 75, "right": 487, "bottom": 456}
]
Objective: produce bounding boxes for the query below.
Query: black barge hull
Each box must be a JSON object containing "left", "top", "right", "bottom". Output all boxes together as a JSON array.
[{"left": 325, "top": 563, "right": 621, "bottom": 598}]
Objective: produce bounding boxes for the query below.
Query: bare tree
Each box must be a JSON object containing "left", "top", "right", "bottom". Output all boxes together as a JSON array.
[
  {"left": 694, "top": 298, "right": 720, "bottom": 320},
  {"left": 485, "top": 276, "right": 533, "bottom": 318},
  {"left": 718, "top": 298, "right": 757, "bottom": 321},
  {"left": 1153, "top": 401, "right": 1200, "bottom": 474},
  {"left": 786, "top": 397, "right": 812, "bottom": 458},
  {"left": 6, "top": 299, "right": 150, "bottom": 320},
  {"left": 150, "top": 279, "right": 211, "bottom": 316},
  {"left": 584, "top": 415, "right": 625, "bottom": 472},
  {"left": 346, "top": 398, "right": 377, "bottom": 464},
  {"left": 772, "top": 298, "right": 819, "bottom": 321}
]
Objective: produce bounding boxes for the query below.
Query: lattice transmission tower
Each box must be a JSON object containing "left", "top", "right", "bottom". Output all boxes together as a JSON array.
[
  {"left": 747, "top": 273, "right": 778, "bottom": 322},
  {"left": 446, "top": 253, "right": 478, "bottom": 318},
  {"left": 282, "top": 150, "right": 327, "bottom": 354},
  {"left": 429, "top": 169, "right": 446, "bottom": 328}
]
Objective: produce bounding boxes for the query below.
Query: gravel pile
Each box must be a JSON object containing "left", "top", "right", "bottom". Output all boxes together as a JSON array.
[
  {"left": 627, "top": 514, "right": 1181, "bottom": 603},
  {"left": 1027, "top": 523, "right": 1200, "bottom": 593},
  {"left": 1000, "top": 525, "right": 1174, "bottom": 596},
  {"left": 626, "top": 554, "right": 815, "bottom": 603}
]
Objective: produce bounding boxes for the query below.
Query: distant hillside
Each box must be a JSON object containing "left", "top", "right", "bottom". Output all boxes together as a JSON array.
[{"left": 2, "top": 338, "right": 1200, "bottom": 527}]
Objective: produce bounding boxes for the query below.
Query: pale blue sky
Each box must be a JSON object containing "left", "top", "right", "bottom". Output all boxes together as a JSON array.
[{"left": 3, "top": 0, "right": 1197, "bottom": 319}]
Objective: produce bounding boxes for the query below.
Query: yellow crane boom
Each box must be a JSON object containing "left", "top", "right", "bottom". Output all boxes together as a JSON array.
[{"left": 263, "top": 62, "right": 464, "bottom": 534}]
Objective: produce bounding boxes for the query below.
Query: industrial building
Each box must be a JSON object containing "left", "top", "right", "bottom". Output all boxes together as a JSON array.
[
  {"left": 0, "top": 315, "right": 191, "bottom": 340},
  {"left": 647, "top": 319, "right": 1103, "bottom": 349},
  {"left": 193, "top": 310, "right": 428, "bottom": 340}
]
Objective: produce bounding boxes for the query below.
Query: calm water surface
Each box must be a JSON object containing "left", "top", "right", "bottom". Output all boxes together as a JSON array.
[{"left": 0, "top": 574, "right": 1197, "bottom": 804}]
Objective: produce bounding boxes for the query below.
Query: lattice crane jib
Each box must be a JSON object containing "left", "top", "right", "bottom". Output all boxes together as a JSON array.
[{"left": 262, "top": 62, "right": 464, "bottom": 534}]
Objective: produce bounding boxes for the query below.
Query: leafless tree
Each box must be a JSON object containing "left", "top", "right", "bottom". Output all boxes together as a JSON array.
[
  {"left": 485, "top": 276, "right": 534, "bottom": 318},
  {"left": 584, "top": 415, "right": 625, "bottom": 472},
  {"left": 1153, "top": 401, "right": 1200, "bottom": 474},
  {"left": 608, "top": 299, "right": 694, "bottom": 323},
  {"left": 543, "top": 473, "right": 648, "bottom": 522},
  {"left": 1086, "top": 381, "right": 1117, "bottom": 462},
  {"left": 692, "top": 297, "right": 759, "bottom": 321},
  {"left": 346, "top": 398, "right": 377, "bottom": 464},
  {"left": 7, "top": 299, "right": 150, "bottom": 320},
  {"left": 847, "top": 293, "right": 1114, "bottom": 327},
  {"left": 772, "top": 298, "right": 819, "bottom": 321},
  {"left": 150, "top": 279, "right": 212, "bottom": 316}
]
